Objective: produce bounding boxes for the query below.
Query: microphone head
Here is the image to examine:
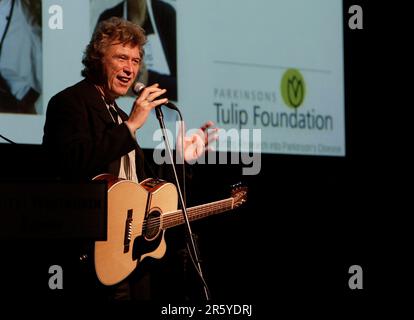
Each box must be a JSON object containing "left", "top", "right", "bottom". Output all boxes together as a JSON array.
[
  {"left": 132, "top": 82, "right": 146, "bottom": 95},
  {"left": 132, "top": 81, "right": 179, "bottom": 112}
]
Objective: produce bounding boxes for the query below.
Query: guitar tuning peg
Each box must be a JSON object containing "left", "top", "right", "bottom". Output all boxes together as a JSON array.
[
  {"left": 230, "top": 182, "right": 242, "bottom": 188},
  {"left": 79, "top": 254, "right": 88, "bottom": 262}
]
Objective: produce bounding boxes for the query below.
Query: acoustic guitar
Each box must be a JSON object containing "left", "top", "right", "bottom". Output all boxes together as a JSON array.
[{"left": 92, "top": 174, "right": 247, "bottom": 286}]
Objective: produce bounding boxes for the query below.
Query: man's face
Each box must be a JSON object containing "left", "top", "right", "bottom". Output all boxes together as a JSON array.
[{"left": 101, "top": 42, "right": 141, "bottom": 99}]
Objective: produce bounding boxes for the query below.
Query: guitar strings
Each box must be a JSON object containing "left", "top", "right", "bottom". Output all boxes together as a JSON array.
[
  {"left": 140, "top": 199, "right": 234, "bottom": 230},
  {"left": 130, "top": 201, "right": 234, "bottom": 236},
  {"left": 129, "top": 199, "right": 235, "bottom": 236},
  {"left": 143, "top": 203, "right": 232, "bottom": 230},
  {"left": 161, "top": 204, "right": 232, "bottom": 228},
  {"left": 144, "top": 199, "right": 232, "bottom": 227}
]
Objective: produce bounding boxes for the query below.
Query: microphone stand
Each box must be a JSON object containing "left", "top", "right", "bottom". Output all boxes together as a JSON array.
[{"left": 155, "top": 106, "right": 211, "bottom": 301}]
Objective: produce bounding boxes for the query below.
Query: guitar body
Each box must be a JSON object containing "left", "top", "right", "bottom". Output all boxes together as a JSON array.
[
  {"left": 93, "top": 174, "right": 178, "bottom": 286},
  {"left": 92, "top": 174, "right": 246, "bottom": 286}
]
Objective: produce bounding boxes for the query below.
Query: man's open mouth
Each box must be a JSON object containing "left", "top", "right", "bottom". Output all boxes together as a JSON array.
[{"left": 117, "top": 76, "right": 131, "bottom": 84}]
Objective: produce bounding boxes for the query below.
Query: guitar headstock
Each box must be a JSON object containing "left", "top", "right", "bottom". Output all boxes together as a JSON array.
[{"left": 230, "top": 183, "right": 248, "bottom": 208}]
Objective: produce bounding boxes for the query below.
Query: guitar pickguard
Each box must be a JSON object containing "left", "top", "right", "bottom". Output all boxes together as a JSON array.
[{"left": 132, "top": 231, "right": 164, "bottom": 262}]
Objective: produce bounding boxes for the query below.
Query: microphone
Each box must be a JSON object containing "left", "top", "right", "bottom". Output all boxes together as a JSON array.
[{"left": 132, "top": 82, "right": 179, "bottom": 111}]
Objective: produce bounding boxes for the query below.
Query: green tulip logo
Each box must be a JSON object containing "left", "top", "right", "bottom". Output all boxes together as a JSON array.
[{"left": 281, "top": 69, "right": 306, "bottom": 109}]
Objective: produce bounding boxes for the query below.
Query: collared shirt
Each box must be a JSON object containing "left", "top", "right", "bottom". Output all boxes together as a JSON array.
[
  {"left": 106, "top": 101, "right": 138, "bottom": 183},
  {"left": 0, "top": 0, "right": 41, "bottom": 100}
]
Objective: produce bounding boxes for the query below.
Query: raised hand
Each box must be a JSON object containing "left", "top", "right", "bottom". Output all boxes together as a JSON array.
[{"left": 177, "top": 120, "right": 219, "bottom": 163}]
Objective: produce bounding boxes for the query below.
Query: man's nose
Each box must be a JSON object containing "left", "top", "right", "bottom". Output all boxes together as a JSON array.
[{"left": 123, "top": 61, "right": 133, "bottom": 74}]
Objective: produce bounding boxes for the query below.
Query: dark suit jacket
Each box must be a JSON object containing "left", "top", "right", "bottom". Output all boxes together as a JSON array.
[
  {"left": 42, "top": 78, "right": 146, "bottom": 181},
  {"left": 41, "top": 79, "right": 195, "bottom": 301},
  {"left": 97, "top": 0, "right": 177, "bottom": 100}
]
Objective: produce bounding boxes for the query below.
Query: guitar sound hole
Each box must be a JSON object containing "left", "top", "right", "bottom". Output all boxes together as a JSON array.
[{"left": 143, "top": 210, "right": 161, "bottom": 240}]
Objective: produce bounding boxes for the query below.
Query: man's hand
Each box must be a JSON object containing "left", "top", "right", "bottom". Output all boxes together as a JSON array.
[
  {"left": 125, "top": 83, "right": 167, "bottom": 133},
  {"left": 177, "top": 121, "right": 219, "bottom": 163}
]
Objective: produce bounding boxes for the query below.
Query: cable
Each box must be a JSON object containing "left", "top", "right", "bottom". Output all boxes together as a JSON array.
[{"left": 0, "top": 133, "right": 16, "bottom": 144}]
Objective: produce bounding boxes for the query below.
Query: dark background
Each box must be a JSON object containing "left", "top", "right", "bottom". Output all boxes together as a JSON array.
[{"left": 0, "top": 0, "right": 405, "bottom": 316}]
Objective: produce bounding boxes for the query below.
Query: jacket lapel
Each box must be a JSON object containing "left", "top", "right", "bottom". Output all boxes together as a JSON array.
[
  {"left": 81, "top": 80, "right": 117, "bottom": 126},
  {"left": 113, "top": 101, "right": 129, "bottom": 122}
]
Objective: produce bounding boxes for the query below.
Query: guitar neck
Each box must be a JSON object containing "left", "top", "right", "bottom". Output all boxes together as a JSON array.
[{"left": 162, "top": 198, "right": 234, "bottom": 229}]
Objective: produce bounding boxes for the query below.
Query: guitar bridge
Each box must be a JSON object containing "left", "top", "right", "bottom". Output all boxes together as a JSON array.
[{"left": 123, "top": 209, "right": 133, "bottom": 253}]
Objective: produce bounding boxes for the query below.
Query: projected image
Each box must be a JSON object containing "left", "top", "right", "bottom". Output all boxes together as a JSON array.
[
  {"left": 1, "top": 0, "right": 345, "bottom": 155},
  {"left": 177, "top": 0, "right": 345, "bottom": 156},
  {"left": 90, "top": 0, "right": 177, "bottom": 101},
  {"left": 0, "top": 0, "right": 42, "bottom": 114}
]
